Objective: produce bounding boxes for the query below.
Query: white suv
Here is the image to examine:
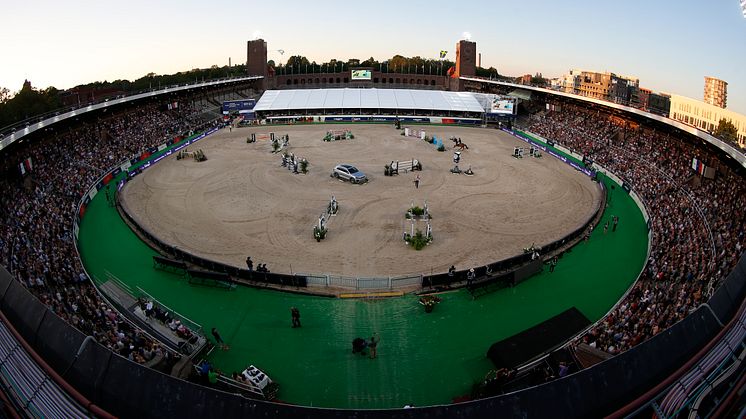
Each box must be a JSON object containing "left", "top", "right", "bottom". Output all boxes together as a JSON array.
[{"left": 331, "top": 164, "right": 368, "bottom": 184}]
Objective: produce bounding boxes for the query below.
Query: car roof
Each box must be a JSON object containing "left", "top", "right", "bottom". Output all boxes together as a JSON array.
[{"left": 339, "top": 164, "right": 354, "bottom": 169}]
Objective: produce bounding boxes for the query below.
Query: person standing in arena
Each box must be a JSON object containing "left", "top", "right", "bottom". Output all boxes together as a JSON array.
[
  {"left": 291, "top": 307, "right": 301, "bottom": 328},
  {"left": 369, "top": 333, "right": 380, "bottom": 359},
  {"left": 211, "top": 327, "right": 228, "bottom": 350}
]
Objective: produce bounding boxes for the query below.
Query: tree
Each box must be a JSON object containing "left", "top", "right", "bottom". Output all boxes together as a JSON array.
[
  {"left": 713, "top": 118, "right": 738, "bottom": 143},
  {"left": 475, "top": 66, "right": 499, "bottom": 78},
  {"left": 0, "top": 80, "right": 62, "bottom": 128},
  {"left": 531, "top": 72, "right": 547, "bottom": 87},
  {"left": 360, "top": 56, "right": 379, "bottom": 68},
  {"left": 389, "top": 55, "right": 408, "bottom": 73},
  {"left": 0, "top": 87, "right": 11, "bottom": 103},
  {"left": 285, "top": 55, "right": 310, "bottom": 73}
]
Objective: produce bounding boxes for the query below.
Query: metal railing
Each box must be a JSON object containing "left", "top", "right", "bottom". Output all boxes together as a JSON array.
[
  {"left": 135, "top": 286, "right": 204, "bottom": 337},
  {"left": 298, "top": 274, "right": 421, "bottom": 290}
]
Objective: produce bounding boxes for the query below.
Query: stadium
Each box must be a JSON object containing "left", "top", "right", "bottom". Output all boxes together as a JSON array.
[{"left": 1, "top": 24, "right": 745, "bottom": 419}]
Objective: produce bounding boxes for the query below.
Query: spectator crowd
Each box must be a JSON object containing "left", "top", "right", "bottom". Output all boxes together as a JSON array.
[
  {"left": 0, "top": 100, "right": 212, "bottom": 365},
  {"left": 523, "top": 103, "right": 745, "bottom": 354}
]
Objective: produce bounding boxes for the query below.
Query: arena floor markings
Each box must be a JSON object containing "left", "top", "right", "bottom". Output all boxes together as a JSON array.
[{"left": 78, "top": 133, "right": 648, "bottom": 409}]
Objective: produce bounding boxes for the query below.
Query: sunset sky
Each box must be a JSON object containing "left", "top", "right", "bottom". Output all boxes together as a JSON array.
[{"left": 1, "top": 0, "right": 744, "bottom": 112}]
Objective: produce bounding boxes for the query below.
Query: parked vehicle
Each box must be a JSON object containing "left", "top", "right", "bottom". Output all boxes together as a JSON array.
[{"left": 331, "top": 164, "right": 367, "bottom": 184}]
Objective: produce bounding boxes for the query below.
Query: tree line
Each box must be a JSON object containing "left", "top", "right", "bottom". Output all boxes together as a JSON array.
[
  {"left": 0, "top": 64, "right": 244, "bottom": 130},
  {"left": 271, "top": 54, "right": 501, "bottom": 79}
]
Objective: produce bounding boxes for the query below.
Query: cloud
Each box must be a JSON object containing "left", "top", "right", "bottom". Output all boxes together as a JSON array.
[
  {"left": 251, "top": 30, "right": 263, "bottom": 40},
  {"left": 462, "top": 31, "right": 472, "bottom": 41}
]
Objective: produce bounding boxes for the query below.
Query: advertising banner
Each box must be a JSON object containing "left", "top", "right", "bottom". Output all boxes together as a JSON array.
[
  {"left": 490, "top": 99, "right": 515, "bottom": 115},
  {"left": 351, "top": 69, "right": 372, "bottom": 80}
]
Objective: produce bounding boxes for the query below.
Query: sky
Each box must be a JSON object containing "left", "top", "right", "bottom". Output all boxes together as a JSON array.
[{"left": 1, "top": 0, "right": 745, "bottom": 113}]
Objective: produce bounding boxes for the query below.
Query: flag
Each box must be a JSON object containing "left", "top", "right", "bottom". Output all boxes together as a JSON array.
[
  {"left": 439, "top": 50, "right": 447, "bottom": 59},
  {"left": 19, "top": 157, "right": 32, "bottom": 175}
]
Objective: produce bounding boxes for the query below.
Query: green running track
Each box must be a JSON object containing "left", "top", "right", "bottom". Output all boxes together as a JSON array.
[{"left": 78, "top": 136, "right": 648, "bottom": 409}]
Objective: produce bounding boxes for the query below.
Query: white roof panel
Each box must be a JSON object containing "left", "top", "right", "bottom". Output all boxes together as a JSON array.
[
  {"left": 307, "top": 90, "right": 327, "bottom": 109},
  {"left": 253, "top": 90, "right": 280, "bottom": 112},
  {"left": 360, "top": 89, "right": 379, "bottom": 108},
  {"left": 288, "top": 90, "right": 311, "bottom": 109},
  {"left": 255, "top": 88, "right": 485, "bottom": 113},
  {"left": 271, "top": 90, "right": 293, "bottom": 109},
  {"left": 377, "top": 89, "right": 397, "bottom": 108},
  {"left": 412, "top": 91, "right": 435, "bottom": 109},
  {"left": 324, "top": 89, "right": 344, "bottom": 108},
  {"left": 429, "top": 92, "right": 451, "bottom": 110},
  {"left": 342, "top": 89, "right": 361, "bottom": 108},
  {"left": 394, "top": 90, "right": 416, "bottom": 109}
]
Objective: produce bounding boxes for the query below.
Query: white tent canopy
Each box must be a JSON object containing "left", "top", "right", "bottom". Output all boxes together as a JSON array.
[{"left": 254, "top": 88, "right": 485, "bottom": 113}]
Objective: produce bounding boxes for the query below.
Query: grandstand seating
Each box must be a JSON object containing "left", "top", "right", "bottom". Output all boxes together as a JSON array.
[{"left": 521, "top": 104, "right": 745, "bottom": 355}]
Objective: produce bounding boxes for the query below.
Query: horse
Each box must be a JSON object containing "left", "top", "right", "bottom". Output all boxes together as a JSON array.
[{"left": 454, "top": 142, "right": 469, "bottom": 151}]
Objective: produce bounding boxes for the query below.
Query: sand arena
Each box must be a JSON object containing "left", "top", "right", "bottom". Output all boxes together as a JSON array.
[{"left": 120, "top": 124, "right": 601, "bottom": 277}]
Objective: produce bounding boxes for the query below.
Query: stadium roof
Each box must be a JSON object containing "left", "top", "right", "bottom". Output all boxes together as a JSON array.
[{"left": 254, "top": 88, "right": 485, "bottom": 113}]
